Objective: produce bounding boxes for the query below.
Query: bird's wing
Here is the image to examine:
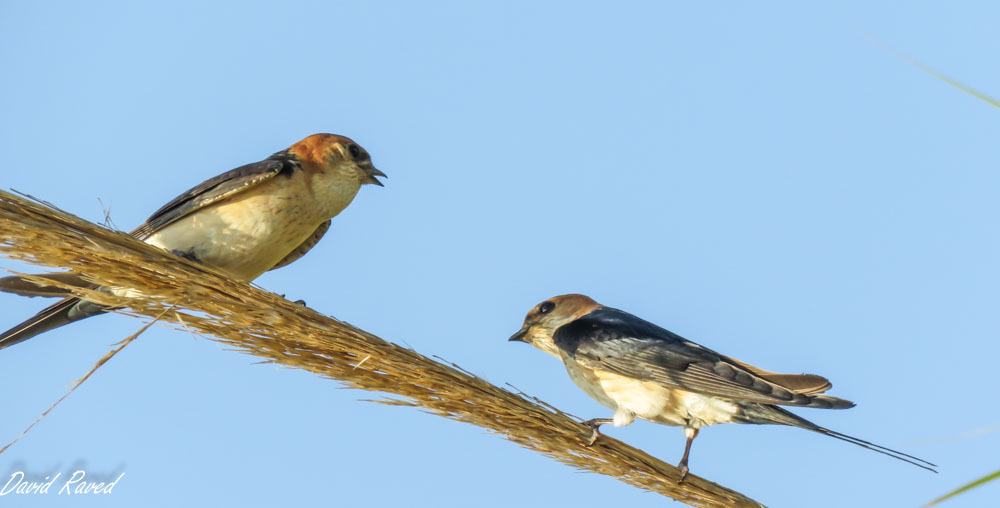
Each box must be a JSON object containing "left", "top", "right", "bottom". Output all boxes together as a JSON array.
[
  {"left": 130, "top": 156, "right": 293, "bottom": 239},
  {"left": 268, "top": 219, "right": 331, "bottom": 271},
  {"left": 727, "top": 357, "right": 832, "bottom": 395},
  {"left": 553, "top": 307, "right": 853, "bottom": 408}
]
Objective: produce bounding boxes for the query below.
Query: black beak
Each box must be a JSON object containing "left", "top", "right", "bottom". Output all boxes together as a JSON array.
[
  {"left": 363, "top": 164, "right": 387, "bottom": 187},
  {"left": 508, "top": 327, "right": 529, "bottom": 343}
]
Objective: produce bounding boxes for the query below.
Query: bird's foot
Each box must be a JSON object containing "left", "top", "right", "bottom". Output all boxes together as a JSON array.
[
  {"left": 586, "top": 427, "right": 601, "bottom": 446},
  {"left": 677, "top": 461, "right": 690, "bottom": 483},
  {"left": 277, "top": 294, "right": 307, "bottom": 306},
  {"left": 583, "top": 418, "right": 614, "bottom": 446}
]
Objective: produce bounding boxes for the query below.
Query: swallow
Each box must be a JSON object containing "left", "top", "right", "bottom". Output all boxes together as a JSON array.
[
  {"left": 0, "top": 133, "right": 385, "bottom": 348},
  {"left": 509, "top": 294, "right": 936, "bottom": 478}
]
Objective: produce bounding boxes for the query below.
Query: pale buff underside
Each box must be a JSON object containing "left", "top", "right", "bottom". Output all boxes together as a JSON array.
[
  {"left": 140, "top": 167, "right": 361, "bottom": 283},
  {"left": 561, "top": 354, "right": 739, "bottom": 430}
]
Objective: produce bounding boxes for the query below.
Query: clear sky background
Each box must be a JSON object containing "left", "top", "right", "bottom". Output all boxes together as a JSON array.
[{"left": 1, "top": 2, "right": 998, "bottom": 507}]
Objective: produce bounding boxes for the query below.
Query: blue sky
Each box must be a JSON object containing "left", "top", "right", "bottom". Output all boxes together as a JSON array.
[{"left": 1, "top": 2, "right": 998, "bottom": 507}]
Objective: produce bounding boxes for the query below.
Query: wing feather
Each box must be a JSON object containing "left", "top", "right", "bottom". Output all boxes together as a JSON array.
[
  {"left": 130, "top": 157, "right": 292, "bottom": 239},
  {"left": 553, "top": 307, "right": 853, "bottom": 409},
  {"left": 728, "top": 357, "right": 833, "bottom": 395}
]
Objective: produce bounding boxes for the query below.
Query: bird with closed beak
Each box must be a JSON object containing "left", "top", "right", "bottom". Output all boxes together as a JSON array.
[
  {"left": 509, "top": 294, "right": 936, "bottom": 479},
  {"left": 0, "top": 133, "right": 386, "bottom": 348}
]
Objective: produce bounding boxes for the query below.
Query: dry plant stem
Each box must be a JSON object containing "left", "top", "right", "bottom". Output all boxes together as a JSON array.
[
  {"left": 0, "top": 190, "right": 764, "bottom": 508},
  {"left": 0, "top": 307, "right": 169, "bottom": 454}
]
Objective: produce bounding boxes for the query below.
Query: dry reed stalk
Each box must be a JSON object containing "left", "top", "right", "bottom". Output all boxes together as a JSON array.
[{"left": 0, "top": 190, "right": 764, "bottom": 508}]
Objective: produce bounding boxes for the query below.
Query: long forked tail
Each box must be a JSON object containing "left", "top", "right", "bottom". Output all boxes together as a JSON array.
[
  {"left": 0, "top": 297, "right": 106, "bottom": 350},
  {"left": 739, "top": 403, "right": 938, "bottom": 473},
  {"left": 812, "top": 425, "right": 937, "bottom": 473}
]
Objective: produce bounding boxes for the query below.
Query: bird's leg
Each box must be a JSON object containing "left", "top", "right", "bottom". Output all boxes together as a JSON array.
[
  {"left": 677, "top": 427, "right": 699, "bottom": 482},
  {"left": 583, "top": 418, "right": 615, "bottom": 446}
]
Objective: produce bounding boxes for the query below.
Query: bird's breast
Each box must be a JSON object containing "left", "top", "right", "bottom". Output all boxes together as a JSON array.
[
  {"left": 144, "top": 171, "right": 357, "bottom": 281},
  {"left": 562, "top": 357, "right": 739, "bottom": 428}
]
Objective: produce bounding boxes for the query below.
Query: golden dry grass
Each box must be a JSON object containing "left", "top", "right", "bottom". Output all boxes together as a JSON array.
[{"left": 0, "top": 190, "right": 763, "bottom": 507}]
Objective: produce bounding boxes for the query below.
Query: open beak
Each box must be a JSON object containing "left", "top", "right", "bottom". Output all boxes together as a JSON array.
[
  {"left": 363, "top": 164, "right": 387, "bottom": 187},
  {"left": 508, "top": 327, "right": 529, "bottom": 343}
]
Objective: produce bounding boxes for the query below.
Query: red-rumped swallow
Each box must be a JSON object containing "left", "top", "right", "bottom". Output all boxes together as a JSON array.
[
  {"left": 0, "top": 133, "right": 385, "bottom": 348},
  {"left": 509, "top": 294, "right": 936, "bottom": 478}
]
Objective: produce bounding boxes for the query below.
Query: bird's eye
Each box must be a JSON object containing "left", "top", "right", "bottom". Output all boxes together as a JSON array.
[
  {"left": 347, "top": 143, "right": 362, "bottom": 160},
  {"left": 539, "top": 301, "right": 555, "bottom": 314}
]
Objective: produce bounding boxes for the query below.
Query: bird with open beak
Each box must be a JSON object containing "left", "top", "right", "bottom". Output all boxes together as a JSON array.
[
  {"left": 509, "top": 294, "right": 936, "bottom": 479},
  {"left": 0, "top": 133, "right": 386, "bottom": 348}
]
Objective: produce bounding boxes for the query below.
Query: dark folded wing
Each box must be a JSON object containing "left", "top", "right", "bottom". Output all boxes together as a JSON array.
[
  {"left": 268, "top": 220, "right": 331, "bottom": 271},
  {"left": 131, "top": 157, "right": 292, "bottom": 239},
  {"left": 553, "top": 307, "right": 853, "bottom": 408}
]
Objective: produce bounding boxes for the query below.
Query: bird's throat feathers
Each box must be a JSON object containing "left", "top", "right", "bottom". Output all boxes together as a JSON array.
[
  {"left": 523, "top": 294, "right": 602, "bottom": 356},
  {"left": 284, "top": 135, "right": 364, "bottom": 218}
]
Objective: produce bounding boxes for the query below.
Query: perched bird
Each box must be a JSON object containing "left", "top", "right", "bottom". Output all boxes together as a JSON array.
[
  {"left": 509, "top": 294, "right": 936, "bottom": 478},
  {"left": 0, "top": 133, "right": 385, "bottom": 348}
]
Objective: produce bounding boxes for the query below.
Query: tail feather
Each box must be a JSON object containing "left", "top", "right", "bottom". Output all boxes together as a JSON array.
[
  {"left": 0, "top": 273, "right": 90, "bottom": 298},
  {"left": 0, "top": 297, "right": 106, "bottom": 350},
  {"left": 803, "top": 394, "right": 855, "bottom": 410},
  {"left": 812, "top": 425, "right": 938, "bottom": 473},
  {"left": 738, "top": 403, "right": 938, "bottom": 473}
]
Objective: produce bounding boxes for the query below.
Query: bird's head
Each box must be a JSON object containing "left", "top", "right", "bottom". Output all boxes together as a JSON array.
[
  {"left": 289, "top": 133, "right": 386, "bottom": 187},
  {"left": 509, "top": 294, "right": 601, "bottom": 356}
]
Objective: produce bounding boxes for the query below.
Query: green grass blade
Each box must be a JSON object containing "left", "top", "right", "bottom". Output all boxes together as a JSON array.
[
  {"left": 864, "top": 31, "right": 1000, "bottom": 508},
  {"left": 863, "top": 31, "right": 1000, "bottom": 109},
  {"left": 925, "top": 469, "right": 1000, "bottom": 507}
]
